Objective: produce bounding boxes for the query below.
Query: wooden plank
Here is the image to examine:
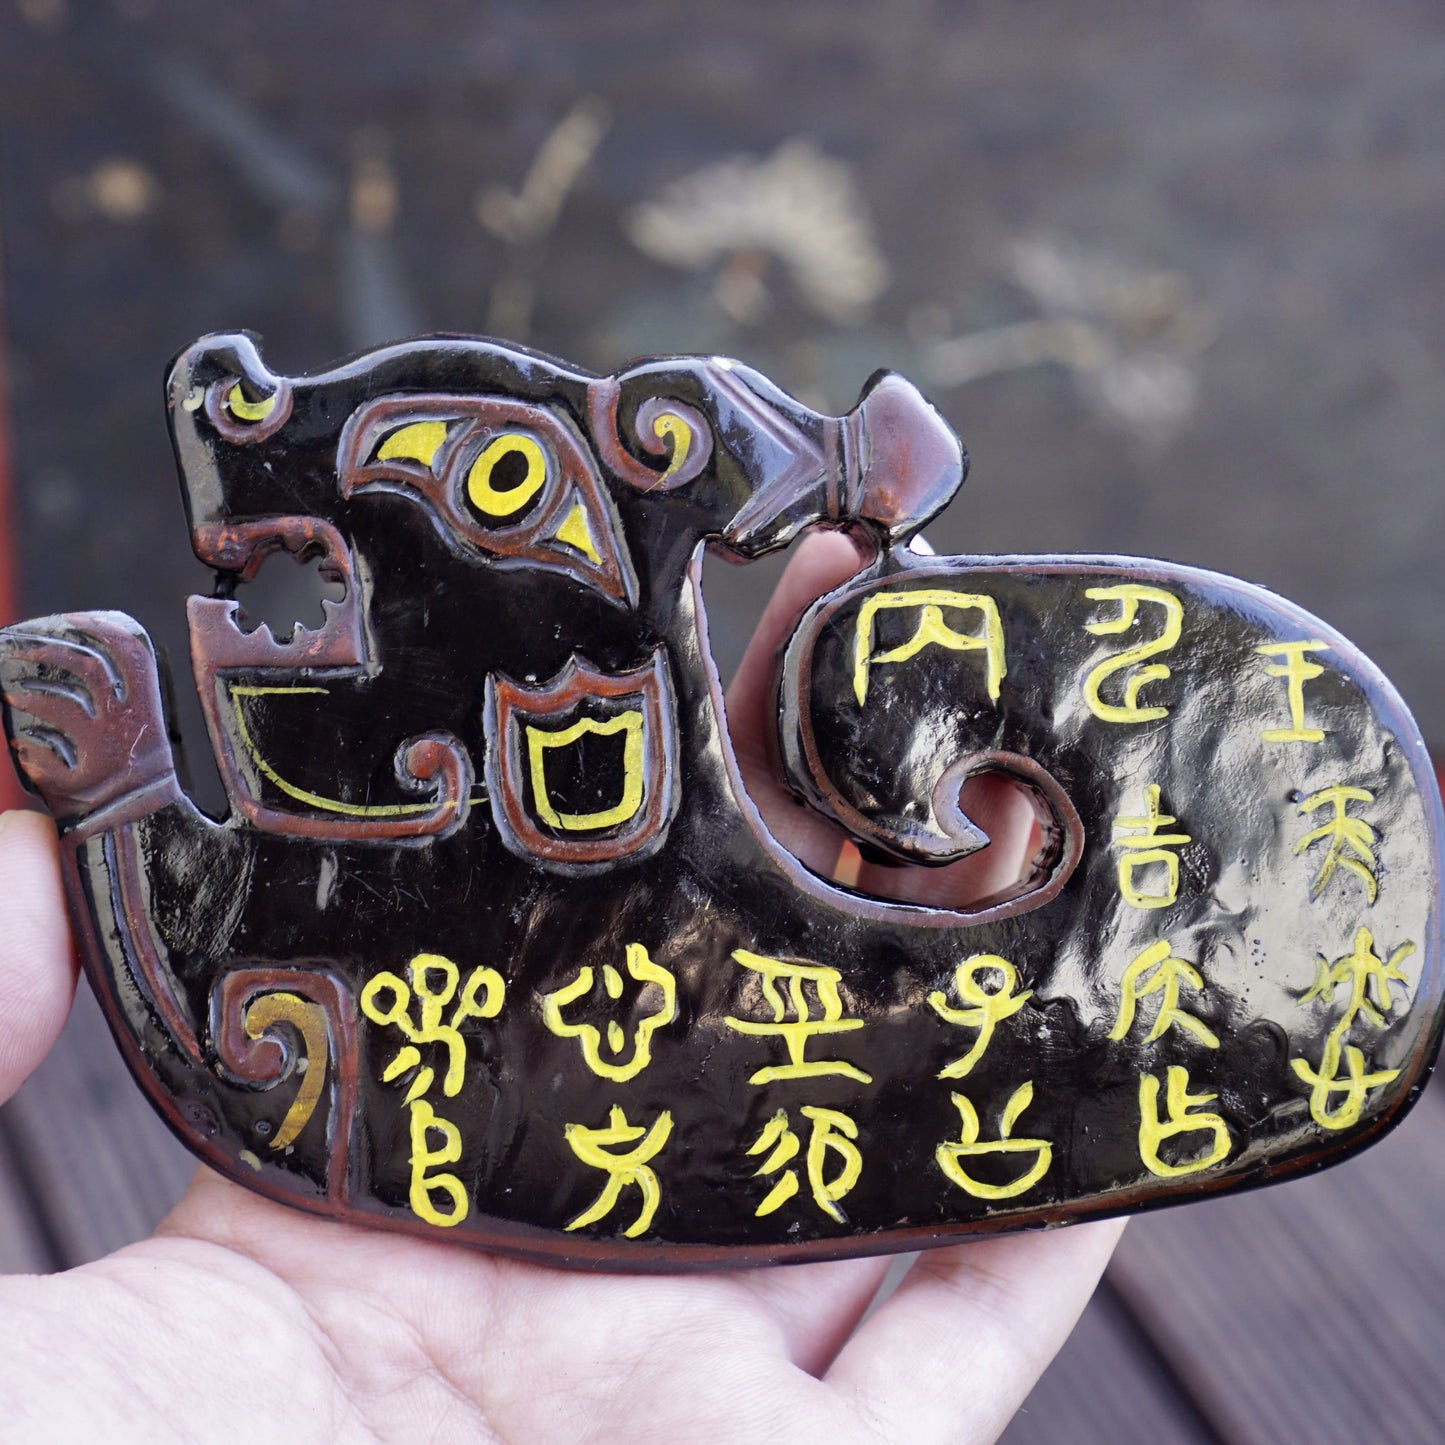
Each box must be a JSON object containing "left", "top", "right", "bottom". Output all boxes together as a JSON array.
[
  {"left": 1003, "top": 1281, "right": 1215, "bottom": 1445},
  {"left": 0, "top": 239, "right": 52, "bottom": 1271},
  {"left": 1109, "top": 1086, "right": 1445, "bottom": 1445},
  {"left": 1, "top": 981, "right": 195, "bottom": 1268},
  {"left": 0, "top": 224, "right": 23, "bottom": 813},
  {"left": 0, "top": 248, "right": 17, "bottom": 627},
  {"left": 0, "top": 1124, "right": 59, "bottom": 1275}
]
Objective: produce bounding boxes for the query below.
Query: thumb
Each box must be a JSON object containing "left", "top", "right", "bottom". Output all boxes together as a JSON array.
[{"left": 0, "top": 811, "right": 79, "bottom": 1103}]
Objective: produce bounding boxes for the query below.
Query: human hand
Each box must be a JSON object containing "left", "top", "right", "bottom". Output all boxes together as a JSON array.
[{"left": 0, "top": 533, "right": 1122, "bottom": 1443}]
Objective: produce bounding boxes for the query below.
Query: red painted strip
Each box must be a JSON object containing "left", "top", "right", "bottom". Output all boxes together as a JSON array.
[{"left": 0, "top": 265, "right": 24, "bottom": 811}]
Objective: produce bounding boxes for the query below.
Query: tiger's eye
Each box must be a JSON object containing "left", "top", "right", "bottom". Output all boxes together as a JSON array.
[{"left": 466, "top": 434, "right": 547, "bottom": 519}]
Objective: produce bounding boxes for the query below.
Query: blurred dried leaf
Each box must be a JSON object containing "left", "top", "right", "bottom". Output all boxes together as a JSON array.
[{"left": 627, "top": 138, "right": 889, "bottom": 326}]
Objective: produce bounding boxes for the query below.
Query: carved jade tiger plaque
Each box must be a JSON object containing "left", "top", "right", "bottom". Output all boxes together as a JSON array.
[{"left": 1, "top": 333, "right": 1440, "bottom": 1269}]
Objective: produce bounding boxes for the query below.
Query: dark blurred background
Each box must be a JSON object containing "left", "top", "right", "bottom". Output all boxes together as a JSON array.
[{"left": 1, "top": 3, "right": 1442, "bottom": 1441}]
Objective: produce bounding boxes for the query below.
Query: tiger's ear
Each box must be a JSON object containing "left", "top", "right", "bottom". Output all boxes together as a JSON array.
[
  {"left": 843, "top": 370, "right": 966, "bottom": 543},
  {"left": 587, "top": 373, "right": 712, "bottom": 492},
  {"left": 168, "top": 331, "right": 293, "bottom": 446}
]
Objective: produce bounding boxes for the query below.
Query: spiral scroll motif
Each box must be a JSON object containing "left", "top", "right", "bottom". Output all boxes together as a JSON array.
[
  {"left": 587, "top": 379, "right": 711, "bottom": 491},
  {"left": 212, "top": 969, "right": 358, "bottom": 1207}
]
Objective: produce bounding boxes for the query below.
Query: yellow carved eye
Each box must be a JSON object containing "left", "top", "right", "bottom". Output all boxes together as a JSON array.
[
  {"left": 466, "top": 434, "right": 548, "bottom": 519},
  {"left": 377, "top": 420, "right": 448, "bottom": 467},
  {"left": 226, "top": 384, "right": 277, "bottom": 423}
]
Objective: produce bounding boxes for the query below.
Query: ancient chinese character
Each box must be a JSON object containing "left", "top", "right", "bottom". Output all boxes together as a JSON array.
[
  {"left": 1109, "top": 940, "right": 1219, "bottom": 1048},
  {"left": 1111, "top": 785, "right": 1192, "bottom": 909},
  {"left": 1292, "top": 927, "right": 1412, "bottom": 1129},
  {"left": 406, "top": 1097, "right": 469, "bottom": 1227},
  {"left": 542, "top": 942, "right": 677, "bottom": 1082},
  {"left": 361, "top": 952, "right": 505, "bottom": 1099},
  {"left": 853, "top": 589, "right": 1005, "bottom": 706},
  {"left": 1081, "top": 585, "right": 1182, "bottom": 723},
  {"left": 1295, "top": 785, "right": 1378, "bottom": 904},
  {"left": 1301, "top": 926, "right": 1410, "bottom": 1025},
  {"left": 936, "top": 1082, "right": 1052, "bottom": 1200},
  {"left": 724, "top": 949, "right": 872, "bottom": 1085},
  {"left": 747, "top": 1106, "right": 863, "bottom": 1223},
  {"left": 928, "top": 954, "right": 1032, "bottom": 1079},
  {"left": 1138, "top": 1066, "right": 1231, "bottom": 1177},
  {"left": 360, "top": 954, "right": 502, "bottom": 1231},
  {"left": 1256, "top": 640, "right": 1329, "bottom": 743},
  {"left": 564, "top": 1105, "right": 674, "bottom": 1237},
  {"left": 1293, "top": 1045, "right": 1401, "bottom": 1134}
]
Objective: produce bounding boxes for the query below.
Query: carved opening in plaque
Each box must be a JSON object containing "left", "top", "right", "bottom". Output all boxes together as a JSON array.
[
  {"left": 705, "top": 528, "right": 1052, "bottom": 912},
  {"left": 224, "top": 545, "right": 347, "bottom": 644}
]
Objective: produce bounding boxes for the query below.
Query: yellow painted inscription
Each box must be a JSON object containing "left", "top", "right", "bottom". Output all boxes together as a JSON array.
[
  {"left": 747, "top": 1106, "right": 863, "bottom": 1223},
  {"left": 361, "top": 953, "right": 505, "bottom": 1100},
  {"left": 1292, "top": 927, "right": 1411, "bottom": 1130},
  {"left": 724, "top": 950, "right": 872, "bottom": 1086},
  {"left": 936, "top": 1082, "right": 1052, "bottom": 1200},
  {"left": 1110, "top": 940, "right": 1219, "bottom": 1049},
  {"left": 1082, "top": 585, "right": 1183, "bottom": 723},
  {"left": 542, "top": 942, "right": 677, "bottom": 1082},
  {"left": 1295, "top": 785, "right": 1378, "bottom": 904},
  {"left": 407, "top": 1097, "right": 469, "bottom": 1228},
  {"left": 361, "top": 953, "right": 505, "bottom": 1231},
  {"left": 1138, "top": 1067, "right": 1231, "bottom": 1177},
  {"left": 852, "top": 590, "right": 1005, "bottom": 706},
  {"left": 564, "top": 1105, "right": 673, "bottom": 1237},
  {"left": 928, "top": 954, "right": 1032, "bottom": 1079},
  {"left": 1256, "top": 640, "right": 1329, "bottom": 742},
  {"left": 1112, "top": 785, "right": 1192, "bottom": 909}
]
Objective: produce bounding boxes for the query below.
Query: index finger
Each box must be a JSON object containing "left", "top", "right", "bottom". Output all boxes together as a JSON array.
[{"left": 825, "top": 1219, "right": 1127, "bottom": 1443}]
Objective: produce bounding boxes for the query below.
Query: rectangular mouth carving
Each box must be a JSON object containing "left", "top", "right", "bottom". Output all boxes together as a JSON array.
[{"left": 484, "top": 647, "right": 678, "bottom": 870}]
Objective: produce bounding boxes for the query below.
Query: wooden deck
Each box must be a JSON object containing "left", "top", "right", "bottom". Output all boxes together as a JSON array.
[{"left": 3, "top": 3, "right": 1445, "bottom": 1438}]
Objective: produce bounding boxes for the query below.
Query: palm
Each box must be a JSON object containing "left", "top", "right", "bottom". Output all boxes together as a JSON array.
[
  {"left": 5, "top": 1170, "right": 1115, "bottom": 1442},
  {"left": 0, "top": 534, "right": 1120, "bottom": 1444}
]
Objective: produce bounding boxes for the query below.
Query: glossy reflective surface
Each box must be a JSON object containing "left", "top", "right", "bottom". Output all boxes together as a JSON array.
[{"left": 0, "top": 334, "right": 1439, "bottom": 1268}]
